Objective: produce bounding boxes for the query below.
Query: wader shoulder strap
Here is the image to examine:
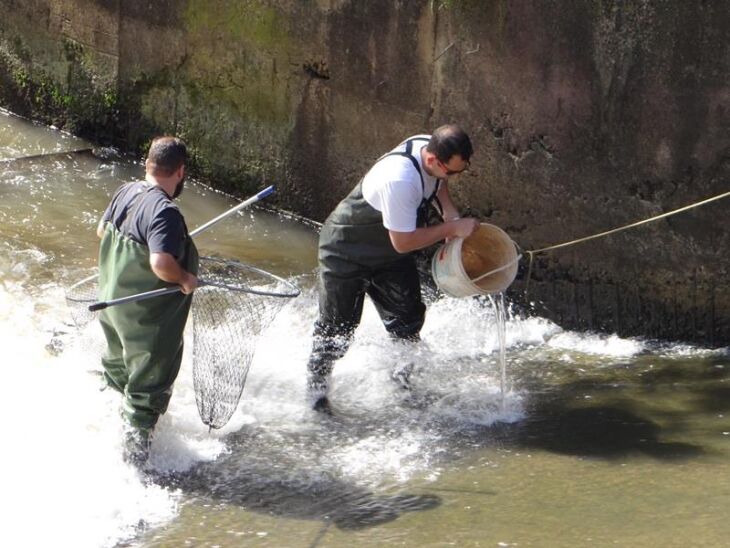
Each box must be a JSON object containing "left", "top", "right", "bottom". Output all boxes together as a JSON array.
[
  {"left": 377, "top": 138, "right": 428, "bottom": 194},
  {"left": 372, "top": 137, "right": 444, "bottom": 221},
  {"left": 430, "top": 182, "right": 443, "bottom": 218}
]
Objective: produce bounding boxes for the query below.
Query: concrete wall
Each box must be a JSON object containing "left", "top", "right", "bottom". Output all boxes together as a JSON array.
[{"left": 0, "top": 0, "right": 727, "bottom": 345}]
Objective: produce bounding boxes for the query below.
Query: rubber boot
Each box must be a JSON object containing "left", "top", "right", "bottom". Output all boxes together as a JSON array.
[{"left": 123, "top": 426, "right": 152, "bottom": 468}]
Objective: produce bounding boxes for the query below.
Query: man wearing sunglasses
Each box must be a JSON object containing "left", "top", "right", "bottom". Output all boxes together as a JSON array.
[{"left": 307, "top": 124, "right": 480, "bottom": 412}]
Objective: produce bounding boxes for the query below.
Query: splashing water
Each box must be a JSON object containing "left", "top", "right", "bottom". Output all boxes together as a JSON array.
[{"left": 488, "top": 292, "right": 509, "bottom": 407}]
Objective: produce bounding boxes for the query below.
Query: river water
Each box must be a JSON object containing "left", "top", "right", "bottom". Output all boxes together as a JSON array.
[{"left": 2, "top": 109, "right": 729, "bottom": 547}]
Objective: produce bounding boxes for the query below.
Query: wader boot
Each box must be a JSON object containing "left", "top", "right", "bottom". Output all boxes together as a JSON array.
[{"left": 122, "top": 425, "right": 152, "bottom": 468}]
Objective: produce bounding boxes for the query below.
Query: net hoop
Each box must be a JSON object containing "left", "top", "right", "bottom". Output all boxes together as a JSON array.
[{"left": 197, "top": 257, "right": 300, "bottom": 298}]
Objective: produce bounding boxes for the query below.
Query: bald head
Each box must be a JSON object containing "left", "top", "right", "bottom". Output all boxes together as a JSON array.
[{"left": 426, "top": 125, "right": 473, "bottom": 164}]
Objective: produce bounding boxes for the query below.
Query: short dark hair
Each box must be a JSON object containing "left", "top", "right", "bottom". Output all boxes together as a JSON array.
[
  {"left": 147, "top": 136, "right": 187, "bottom": 176},
  {"left": 426, "top": 125, "right": 473, "bottom": 163}
]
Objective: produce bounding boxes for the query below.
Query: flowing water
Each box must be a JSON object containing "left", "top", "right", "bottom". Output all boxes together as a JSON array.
[
  {"left": 2, "top": 109, "right": 729, "bottom": 547},
  {"left": 489, "top": 292, "right": 509, "bottom": 407}
]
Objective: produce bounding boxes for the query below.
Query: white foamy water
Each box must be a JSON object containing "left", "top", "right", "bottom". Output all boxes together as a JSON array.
[
  {"left": 1, "top": 250, "right": 541, "bottom": 546},
  {"left": 1, "top": 270, "right": 181, "bottom": 547},
  {"left": 545, "top": 331, "right": 646, "bottom": 357}
]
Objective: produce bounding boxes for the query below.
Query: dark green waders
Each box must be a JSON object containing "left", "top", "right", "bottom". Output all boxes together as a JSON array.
[
  {"left": 307, "top": 181, "right": 429, "bottom": 392},
  {"left": 98, "top": 223, "right": 198, "bottom": 430}
]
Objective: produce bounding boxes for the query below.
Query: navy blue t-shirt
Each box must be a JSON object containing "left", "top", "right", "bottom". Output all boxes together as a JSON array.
[{"left": 101, "top": 181, "right": 188, "bottom": 258}]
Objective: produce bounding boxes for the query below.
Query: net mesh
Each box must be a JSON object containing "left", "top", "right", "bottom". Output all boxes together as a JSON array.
[
  {"left": 192, "top": 257, "right": 297, "bottom": 429},
  {"left": 65, "top": 274, "right": 99, "bottom": 328},
  {"left": 64, "top": 257, "right": 299, "bottom": 430}
]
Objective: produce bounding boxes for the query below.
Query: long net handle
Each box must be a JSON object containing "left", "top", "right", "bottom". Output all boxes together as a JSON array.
[
  {"left": 190, "top": 185, "right": 274, "bottom": 237},
  {"left": 71, "top": 185, "right": 276, "bottom": 288},
  {"left": 88, "top": 273, "right": 300, "bottom": 311},
  {"left": 89, "top": 286, "right": 182, "bottom": 311}
]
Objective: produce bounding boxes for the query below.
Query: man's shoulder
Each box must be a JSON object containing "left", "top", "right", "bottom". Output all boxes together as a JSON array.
[
  {"left": 367, "top": 156, "right": 422, "bottom": 187},
  {"left": 133, "top": 186, "right": 182, "bottom": 226},
  {"left": 387, "top": 134, "right": 430, "bottom": 154},
  {"left": 108, "top": 181, "right": 146, "bottom": 212},
  {"left": 147, "top": 192, "right": 182, "bottom": 217},
  {"left": 113, "top": 180, "right": 143, "bottom": 197}
]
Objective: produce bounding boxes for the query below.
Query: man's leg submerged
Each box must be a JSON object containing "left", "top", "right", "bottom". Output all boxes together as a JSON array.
[
  {"left": 307, "top": 261, "right": 366, "bottom": 410},
  {"left": 110, "top": 323, "right": 184, "bottom": 466},
  {"left": 368, "top": 257, "right": 426, "bottom": 389},
  {"left": 368, "top": 257, "right": 426, "bottom": 338},
  {"left": 117, "top": 341, "right": 183, "bottom": 467},
  {"left": 307, "top": 320, "right": 356, "bottom": 410},
  {"left": 124, "top": 340, "right": 184, "bottom": 431}
]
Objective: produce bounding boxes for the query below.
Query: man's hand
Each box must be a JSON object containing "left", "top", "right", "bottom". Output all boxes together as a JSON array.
[
  {"left": 448, "top": 218, "right": 480, "bottom": 239},
  {"left": 150, "top": 252, "right": 198, "bottom": 294},
  {"left": 178, "top": 271, "right": 198, "bottom": 295},
  {"left": 389, "top": 217, "right": 480, "bottom": 253}
]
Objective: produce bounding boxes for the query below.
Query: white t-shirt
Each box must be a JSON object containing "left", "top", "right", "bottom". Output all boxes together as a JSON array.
[{"left": 361, "top": 135, "right": 439, "bottom": 232}]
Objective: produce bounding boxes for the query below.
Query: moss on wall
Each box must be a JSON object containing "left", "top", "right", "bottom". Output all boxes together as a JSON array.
[
  {"left": 0, "top": 34, "right": 118, "bottom": 140},
  {"left": 182, "top": 0, "right": 292, "bottom": 127},
  {"left": 184, "top": 0, "right": 290, "bottom": 51}
]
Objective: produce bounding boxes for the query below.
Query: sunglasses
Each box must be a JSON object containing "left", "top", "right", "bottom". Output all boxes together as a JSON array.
[{"left": 438, "top": 159, "right": 470, "bottom": 176}]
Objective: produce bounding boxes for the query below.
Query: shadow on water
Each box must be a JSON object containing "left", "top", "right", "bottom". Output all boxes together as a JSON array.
[
  {"left": 486, "top": 353, "right": 730, "bottom": 461},
  {"left": 504, "top": 403, "right": 703, "bottom": 460},
  {"left": 636, "top": 356, "right": 730, "bottom": 414},
  {"left": 158, "top": 424, "right": 441, "bottom": 531}
]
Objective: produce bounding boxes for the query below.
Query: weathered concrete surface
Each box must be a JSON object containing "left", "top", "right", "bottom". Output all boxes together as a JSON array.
[{"left": 0, "top": 0, "right": 727, "bottom": 345}]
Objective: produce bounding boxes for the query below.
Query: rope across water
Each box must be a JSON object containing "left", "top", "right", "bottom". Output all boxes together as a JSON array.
[{"left": 522, "top": 190, "right": 730, "bottom": 297}]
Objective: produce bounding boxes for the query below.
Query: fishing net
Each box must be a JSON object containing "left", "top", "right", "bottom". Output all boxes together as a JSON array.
[
  {"left": 192, "top": 256, "right": 299, "bottom": 429},
  {"left": 65, "top": 257, "right": 300, "bottom": 430},
  {"left": 65, "top": 273, "right": 99, "bottom": 328}
]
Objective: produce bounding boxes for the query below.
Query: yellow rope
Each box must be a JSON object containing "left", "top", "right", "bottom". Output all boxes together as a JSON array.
[{"left": 523, "top": 189, "right": 730, "bottom": 297}]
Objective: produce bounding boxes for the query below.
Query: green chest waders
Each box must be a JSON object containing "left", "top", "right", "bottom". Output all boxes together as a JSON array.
[
  {"left": 308, "top": 139, "right": 441, "bottom": 385},
  {"left": 98, "top": 223, "right": 199, "bottom": 430}
]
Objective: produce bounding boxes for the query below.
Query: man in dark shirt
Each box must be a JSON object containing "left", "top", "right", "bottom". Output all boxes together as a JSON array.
[{"left": 96, "top": 136, "right": 198, "bottom": 465}]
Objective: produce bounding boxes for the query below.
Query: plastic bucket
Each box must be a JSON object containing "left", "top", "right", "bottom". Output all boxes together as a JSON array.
[{"left": 431, "top": 223, "right": 520, "bottom": 298}]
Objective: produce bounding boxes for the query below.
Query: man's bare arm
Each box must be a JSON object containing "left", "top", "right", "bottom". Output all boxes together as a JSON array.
[
  {"left": 389, "top": 218, "right": 480, "bottom": 254},
  {"left": 149, "top": 252, "right": 198, "bottom": 294}
]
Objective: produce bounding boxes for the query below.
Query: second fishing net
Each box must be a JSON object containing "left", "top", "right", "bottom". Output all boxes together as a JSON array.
[{"left": 192, "top": 256, "right": 299, "bottom": 430}]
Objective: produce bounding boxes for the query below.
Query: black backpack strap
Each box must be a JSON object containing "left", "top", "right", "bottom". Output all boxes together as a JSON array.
[
  {"left": 377, "top": 137, "right": 428, "bottom": 193},
  {"left": 430, "top": 182, "right": 444, "bottom": 218},
  {"left": 376, "top": 137, "right": 444, "bottom": 222}
]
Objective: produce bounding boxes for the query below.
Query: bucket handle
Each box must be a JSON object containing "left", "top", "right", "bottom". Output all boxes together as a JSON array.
[{"left": 469, "top": 240, "right": 522, "bottom": 284}]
